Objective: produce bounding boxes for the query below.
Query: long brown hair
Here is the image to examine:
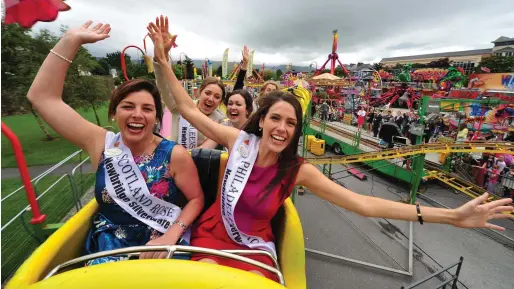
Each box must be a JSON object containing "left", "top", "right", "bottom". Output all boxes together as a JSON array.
[{"left": 242, "top": 90, "right": 303, "bottom": 202}]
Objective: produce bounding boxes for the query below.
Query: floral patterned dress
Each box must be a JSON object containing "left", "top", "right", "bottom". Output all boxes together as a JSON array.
[{"left": 84, "top": 138, "right": 188, "bottom": 265}]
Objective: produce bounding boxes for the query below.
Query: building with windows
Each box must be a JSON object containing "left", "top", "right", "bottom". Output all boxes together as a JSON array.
[
  {"left": 492, "top": 36, "right": 514, "bottom": 57},
  {"left": 380, "top": 36, "right": 513, "bottom": 74}
]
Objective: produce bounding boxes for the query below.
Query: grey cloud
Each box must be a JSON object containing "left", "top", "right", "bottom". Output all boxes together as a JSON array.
[{"left": 33, "top": 0, "right": 514, "bottom": 64}]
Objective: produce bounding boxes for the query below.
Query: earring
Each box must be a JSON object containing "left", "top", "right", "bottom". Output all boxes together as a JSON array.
[
  {"left": 259, "top": 127, "right": 262, "bottom": 132},
  {"left": 111, "top": 118, "right": 115, "bottom": 122}
]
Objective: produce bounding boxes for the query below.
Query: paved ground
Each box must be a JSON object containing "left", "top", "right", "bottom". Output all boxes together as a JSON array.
[
  {"left": 297, "top": 148, "right": 514, "bottom": 289},
  {"left": 1, "top": 163, "right": 95, "bottom": 180}
]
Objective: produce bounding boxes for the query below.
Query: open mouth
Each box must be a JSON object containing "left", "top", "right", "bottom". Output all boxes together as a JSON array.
[
  {"left": 204, "top": 102, "right": 214, "bottom": 110},
  {"left": 127, "top": 122, "right": 145, "bottom": 134},
  {"left": 271, "top": 134, "right": 286, "bottom": 144},
  {"left": 229, "top": 111, "right": 240, "bottom": 118}
]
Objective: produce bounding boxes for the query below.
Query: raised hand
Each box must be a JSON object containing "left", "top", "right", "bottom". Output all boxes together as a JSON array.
[
  {"left": 65, "top": 21, "right": 111, "bottom": 44},
  {"left": 242, "top": 45, "right": 250, "bottom": 64},
  {"left": 452, "top": 193, "right": 513, "bottom": 231},
  {"left": 156, "top": 15, "right": 177, "bottom": 56},
  {"left": 147, "top": 22, "right": 167, "bottom": 64}
]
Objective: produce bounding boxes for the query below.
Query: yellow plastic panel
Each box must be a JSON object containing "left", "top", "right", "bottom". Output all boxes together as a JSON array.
[
  {"left": 25, "top": 260, "right": 286, "bottom": 289},
  {"left": 6, "top": 200, "right": 99, "bottom": 288},
  {"left": 275, "top": 198, "right": 307, "bottom": 289}
]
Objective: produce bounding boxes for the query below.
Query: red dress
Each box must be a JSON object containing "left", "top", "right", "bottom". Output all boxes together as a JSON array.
[{"left": 191, "top": 162, "right": 298, "bottom": 281}]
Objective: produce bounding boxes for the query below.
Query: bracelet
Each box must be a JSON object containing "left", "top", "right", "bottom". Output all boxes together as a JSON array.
[
  {"left": 416, "top": 203, "right": 424, "bottom": 225},
  {"left": 173, "top": 220, "right": 188, "bottom": 231},
  {"left": 50, "top": 49, "right": 72, "bottom": 64}
]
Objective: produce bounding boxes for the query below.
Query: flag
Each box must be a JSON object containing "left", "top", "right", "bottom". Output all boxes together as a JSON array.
[
  {"left": 481, "top": 67, "right": 491, "bottom": 73},
  {"left": 222, "top": 48, "right": 229, "bottom": 78}
]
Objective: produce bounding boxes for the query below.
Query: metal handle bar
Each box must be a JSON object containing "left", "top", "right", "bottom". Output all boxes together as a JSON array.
[{"left": 44, "top": 245, "right": 284, "bottom": 285}]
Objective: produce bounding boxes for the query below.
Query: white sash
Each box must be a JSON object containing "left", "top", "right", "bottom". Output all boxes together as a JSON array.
[
  {"left": 103, "top": 132, "right": 182, "bottom": 234},
  {"left": 221, "top": 131, "right": 277, "bottom": 258},
  {"left": 177, "top": 115, "right": 198, "bottom": 149}
]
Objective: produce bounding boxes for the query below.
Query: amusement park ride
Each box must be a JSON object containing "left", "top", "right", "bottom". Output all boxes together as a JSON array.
[
  {"left": 313, "top": 30, "right": 350, "bottom": 77},
  {"left": 2, "top": 5, "right": 514, "bottom": 289}
]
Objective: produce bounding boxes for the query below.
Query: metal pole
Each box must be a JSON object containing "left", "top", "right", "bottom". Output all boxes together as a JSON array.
[
  {"left": 409, "top": 95, "right": 429, "bottom": 204},
  {"left": 305, "top": 248, "right": 412, "bottom": 276},
  {"left": 452, "top": 257, "right": 464, "bottom": 289}
]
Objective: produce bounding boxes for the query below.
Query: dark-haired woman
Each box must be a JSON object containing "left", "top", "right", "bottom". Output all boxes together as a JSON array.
[
  {"left": 26, "top": 21, "right": 204, "bottom": 264},
  {"left": 201, "top": 89, "right": 254, "bottom": 149},
  {"left": 152, "top": 16, "right": 227, "bottom": 149},
  {"left": 148, "top": 19, "right": 513, "bottom": 282}
]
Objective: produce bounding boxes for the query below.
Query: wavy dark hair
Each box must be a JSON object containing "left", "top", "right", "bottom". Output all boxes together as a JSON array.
[
  {"left": 242, "top": 90, "right": 304, "bottom": 202},
  {"left": 224, "top": 89, "right": 254, "bottom": 116}
]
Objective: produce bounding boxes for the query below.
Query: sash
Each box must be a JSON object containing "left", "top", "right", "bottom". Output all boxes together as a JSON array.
[
  {"left": 177, "top": 115, "right": 197, "bottom": 149},
  {"left": 103, "top": 132, "right": 182, "bottom": 234},
  {"left": 220, "top": 131, "right": 277, "bottom": 258}
]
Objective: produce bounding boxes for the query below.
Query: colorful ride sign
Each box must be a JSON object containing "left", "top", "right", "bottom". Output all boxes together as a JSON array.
[{"left": 468, "top": 73, "right": 514, "bottom": 91}]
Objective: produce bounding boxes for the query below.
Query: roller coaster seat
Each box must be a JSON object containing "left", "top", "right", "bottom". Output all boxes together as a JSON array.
[{"left": 6, "top": 149, "right": 306, "bottom": 289}]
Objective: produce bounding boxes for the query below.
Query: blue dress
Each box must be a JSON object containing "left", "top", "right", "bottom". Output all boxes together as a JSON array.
[{"left": 84, "top": 139, "right": 189, "bottom": 265}]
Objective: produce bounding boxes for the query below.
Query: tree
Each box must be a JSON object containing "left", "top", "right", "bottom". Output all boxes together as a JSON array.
[
  {"left": 263, "top": 69, "right": 276, "bottom": 81},
  {"left": 173, "top": 64, "right": 184, "bottom": 80},
  {"left": 216, "top": 65, "right": 222, "bottom": 77},
  {"left": 75, "top": 76, "right": 113, "bottom": 125},
  {"left": 426, "top": 58, "right": 450, "bottom": 68},
  {"left": 105, "top": 51, "right": 128, "bottom": 71},
  {"left": 334, "top": 66, "right": 346, "bottom": 77},
  {"left": 276, "top": 69, "right": 283, "bottom": 80},
  {"left": 474, "top": 55, "right": 514, "bottom": 73},
  {"left": 372, "top": 63, "right": 383, "bottom": 71},
  {"left": 92, "top": 58, "right": 110, "bottom": 75}
]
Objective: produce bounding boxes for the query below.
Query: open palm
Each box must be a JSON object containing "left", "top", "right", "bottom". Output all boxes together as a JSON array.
[
  {"left": 156, "top": 15, "right": 177, "bottom": 55},
  {"left": 242, "top": 45, "right": 250, "bottom": 64},
  {"left": 147, "top": 22, "right": 166, "bottom": 63},
  {"left": 66, "top": 21, "right": 111, "bottom": 44},
  {"left": 453, "top": 193, "right": 513, "bottom": 230}
]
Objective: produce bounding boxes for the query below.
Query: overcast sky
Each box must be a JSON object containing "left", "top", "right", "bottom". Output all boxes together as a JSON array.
[{"left": 33, "top": 0, "right": 514, "bottom": 66}]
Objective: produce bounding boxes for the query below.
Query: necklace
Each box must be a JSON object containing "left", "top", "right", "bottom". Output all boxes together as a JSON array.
[{"left": 139, "top": 135, "right": 155, "bottom": 157}]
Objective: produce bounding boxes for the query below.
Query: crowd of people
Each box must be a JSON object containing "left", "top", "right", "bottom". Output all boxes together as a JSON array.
[{"left": 24, "top": 16, "right": 513, "bottom": 283}]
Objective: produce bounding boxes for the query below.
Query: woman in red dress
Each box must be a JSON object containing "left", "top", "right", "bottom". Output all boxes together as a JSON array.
[{"left": 147, "top": 18, "right": 513, "bottom": 282}]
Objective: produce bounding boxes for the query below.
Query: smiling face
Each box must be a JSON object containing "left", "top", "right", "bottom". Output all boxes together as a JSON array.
[
  {"left": 263, "top": 83, "right": 278, "bottom": 96},
  {"left": 227, "top": 94, "right": 248, "bottom": 127},
  {"left": 113, "top": 91, "right": 157, "bottom": 144},
  {"left": 198, "top": 84, "right": 223, "bottom": 115},
  {"left": 259, "top": 101, "right": 298, "bottom": 154}
]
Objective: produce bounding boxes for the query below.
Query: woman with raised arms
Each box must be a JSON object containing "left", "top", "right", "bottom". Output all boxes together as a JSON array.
[
  {"left": 27, "top": 21, "right": 204, "bottom": 263},
  {"left": 147, "top": 20, "right": 513, "bottom": 282}
]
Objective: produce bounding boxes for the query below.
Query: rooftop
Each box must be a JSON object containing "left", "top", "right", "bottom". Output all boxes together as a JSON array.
[
  {"left": 380, "top": 48, "right": 492, "bottom": 63},
  {"left": 492, "top": 36, "right": 514, "bottom": 43}
]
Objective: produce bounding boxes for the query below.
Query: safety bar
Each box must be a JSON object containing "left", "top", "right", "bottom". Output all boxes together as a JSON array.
[
  {"left": 1, "top": 122, "right": 46, "bottom": 224},
  {"left": 44, "top": 245, "right": 284, "bottom": 285},
  {"left": 400, "top": 256, "right": 463, "bottom": 289}
]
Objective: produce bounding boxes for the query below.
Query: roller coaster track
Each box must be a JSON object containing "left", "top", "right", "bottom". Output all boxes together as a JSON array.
[
  {"left": 305, "top": 141, "right": 514, "bottom": 165},
  {"left": 310, "top": 119, "right": 380, "bottom": 149}
]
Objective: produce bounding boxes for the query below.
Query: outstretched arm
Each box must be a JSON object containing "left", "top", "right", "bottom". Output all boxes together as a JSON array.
[
  {"left": 233, "top": 46, "right": 249, "bottom": 90},
  {"left": 296, "top": 163, "right": 513, "bottom": 230},
  {"left": 147, "top": 21, "right": 239, "bottom": 150},
  {"left": 152, "top": 16, "right": 178, "bottom": 112},
  {"left": 27, "top": 21, "right": 111, "bottom": 167}
]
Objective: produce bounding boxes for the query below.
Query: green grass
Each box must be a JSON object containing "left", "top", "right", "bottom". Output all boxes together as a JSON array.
[
  {"left": 1, "top": 103, "right": 112, "bottom": 168},
  {"left": 1, "top": 172, "right": 95, "bottom": 283}
]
